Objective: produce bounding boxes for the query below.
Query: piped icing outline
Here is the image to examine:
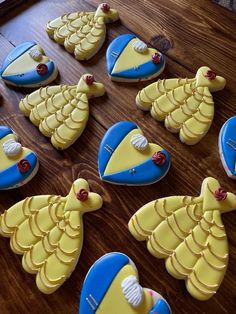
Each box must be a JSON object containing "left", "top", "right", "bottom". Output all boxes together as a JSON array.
[{"left": 128, "top": 177, "right": 236, "bottom": 300}]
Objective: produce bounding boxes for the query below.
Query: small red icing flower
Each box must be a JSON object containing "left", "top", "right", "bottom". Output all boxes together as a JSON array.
[
  {"left": 36, "top": 63, "right": 48, "bottom": 75},
  {"left": 152, "top": 151, "right": 166, "bottom": 166},
  {"left": 76, "top": 189, "right": 89, "bottom": 202},
  {"left": 84, "top": 75, "right": 95, "bottom": 86},
  {"left": 17, "top": 159, "right": 31, "bottom": 173},
  {"left": 214, "top": 187, "right": 227, "bottom": 201},
  {"left": 204, "top": 70, "right": 216, "bottom": 81},
  {"left": 101, "top": 3, "right": 110, "bottom": 13},
  {"left": 152, "top": 53, "right": 161, "bottom": 64}
]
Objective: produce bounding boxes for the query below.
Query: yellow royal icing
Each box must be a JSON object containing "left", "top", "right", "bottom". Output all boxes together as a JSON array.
[
  {"left": 46, "top": 4, "right": 119, "bottom": 60},
  {"left": 128, "top": 177, "right": 236, "bottom": 300},
  {"left": 136, "top": 66, "right": 226, "bottom": 145},
  {"left": 0, "top": 178, "right": 103, "bottom": 294},
  {"left": 19, "top": 74, "right": 105, "bottom": 150}
]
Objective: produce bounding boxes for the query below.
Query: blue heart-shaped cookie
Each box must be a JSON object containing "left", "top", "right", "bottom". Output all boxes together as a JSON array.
[
  {"left": 98, "top": 121, "right": 171, "bottom": 185},
  {"left": 106, "top": 34, "right": 165, "bottom": 82},
  {"left": 0, "top": 126, "right": 39, "bottom": 189},
  {"left": 219, "top": 116, "right": 236, "bottom": 179},
  {"left": 0, "top": 42, "right": 58, "bottom": 88},
  {"left": 79, "top": 252, "right": 171, "bottom": 314}
]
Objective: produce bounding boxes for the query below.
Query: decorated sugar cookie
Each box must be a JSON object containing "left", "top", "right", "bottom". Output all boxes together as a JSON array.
[
  {"left": 0, "top": 178, "right": 103, "bottom": 293},
  {"left": 79, "top": 252, "right": 171, "bottom": 314},
  {"left": 0, "top": 42, "right": 58, "bottom": 88},
  {"left": 219, "top": 116, "right": 236, "bottom": 179},
  {"left": 19, "top": 74, "right": 105, "bottom": 150},
  {"left": 106, "top": 34, "right": 165, "bottom": 82},
  {"left": 128, "top": 177, "right": 236, "bottom": 300},
  {"left": 136, "top": 66, "right": 226, "bottom": 145},
  {"left": 46, "top": 3, "right": 119, "bottom": 60},
  {"left": 98, "top": 121, "right": 171, "bottom": 185},
  {"left": 0, "top": 126, "right": 38, "bottom": 189}
]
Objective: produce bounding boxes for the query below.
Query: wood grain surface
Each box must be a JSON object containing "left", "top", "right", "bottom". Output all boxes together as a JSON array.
[{"left": 0, "top": 1, "right": 236, "bottom": 313}]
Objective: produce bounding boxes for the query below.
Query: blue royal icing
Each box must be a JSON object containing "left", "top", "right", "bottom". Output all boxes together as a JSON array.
[
  {"left": 219, "top": 116, "right": 236, "bottom": 177},
  {"left": 0, "top": 126, "right": 13, "bottom": 140},
  {"left": 79, "top": 253, "right": 129, "bottom": 314},
  {"left": 0, "top": 41, "right": 36, "bottom": 75},
  {"left": 98, "top": 121, "right": 171, "bottom": 185},
  {"left": 149, "top": 299, "right": 171, "bottom": 314},
  {"left": 106, "top": 34, "right": 165, "bottom": 80},
  {"left": 0, "top": 152, "right": 38, "bottom": 189}
]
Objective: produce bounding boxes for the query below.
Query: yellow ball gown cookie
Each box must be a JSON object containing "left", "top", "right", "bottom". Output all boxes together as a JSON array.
[
  {"left": 46, "top": 3, "right": 119, "bottom": 60},
  {"left": 0, "top": 179, "right": 103, "bottom": 294},
  {"left": 19, "top": 74, "right": 105, "bottom": 150},
  {"left": 128, "top": 177, "right": 236, "bottom": 300},
  {"left": 136, "top": 67, "right": 226, "bottom": 145}
]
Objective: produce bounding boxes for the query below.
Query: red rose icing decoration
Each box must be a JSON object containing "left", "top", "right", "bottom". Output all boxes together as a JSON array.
[
  {"left": 152, "top": 151, "right": 166, "bottom": 166},
  {"left": 204, "top": 70, "right": 216, "bottom": 81},
  {"left": 152, "top": 53, "right": 161, "bottom": 64},
  {"left": 76, "top": 189, "right": 89, "bottom": 202},
  {"left": 214, "top": 188, "right": 227, "bottom": 201},
  {"left": 17, "top": 159, "right": 31, "bottom": 173},
  {"left": 36, "top": 63, "right": 48, "bottom": 75},
  {"left": 101, "top": 3, "right": 110, "bottom": 13},
  {"left": 84, "top": 75, "right": 95, "bottom": 86}
]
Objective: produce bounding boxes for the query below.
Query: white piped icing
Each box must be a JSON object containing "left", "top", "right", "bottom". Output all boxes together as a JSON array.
[
  {"left": 29, "top": 48, "right": 43, "bottom": 61},
  {"left": 3, "top": 139, "right": 22, "bottom": 157},
  {"left": 133, "top": 40, "right": 148, "bottom": 53},
  {"left": 131, "top": 134, "right": 148, "bottom": 151},
  {"left": 121, "top": 275, "right": 143, "bottom": 307}
]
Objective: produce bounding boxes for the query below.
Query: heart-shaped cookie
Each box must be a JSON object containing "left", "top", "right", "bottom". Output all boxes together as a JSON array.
[
  {"left": 79, "top": 252, "right": 171, "bottom": 314},
  {"left": 0, "top": 42, "right": 58, "bottom": 88},
  {"left": 0, "top": 126, "right": 39, "bottom": 189},
  {"left": 98, "top": 121, "right": 171, "bottom": 185},
  {"left": 219, "top": 116, "right": 236, "bottom": 179},
  {"left": 106, "top": 34, "right": 165, "bottom": 82}
]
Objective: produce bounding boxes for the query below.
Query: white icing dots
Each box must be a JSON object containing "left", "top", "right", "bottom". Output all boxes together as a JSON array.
[
  {"left": 29, "top": 48, "right": 43, "bottom": 61},
  {"left": 121, "top": 275, "right": 144, "bottom": 307},
  {"left": 131, "top": 134, "right": 148, "bottom": 151},
  {"left": 3, "top": 139, "right": 22, "bottom": 157},
  {"left": 133, "top": 39, "right": 148, "bottom": 53}
]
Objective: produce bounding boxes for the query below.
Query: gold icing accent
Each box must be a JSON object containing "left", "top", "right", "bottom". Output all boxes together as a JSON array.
[{"left": 128, "top": 177, "right": 235, "bottom": 300}]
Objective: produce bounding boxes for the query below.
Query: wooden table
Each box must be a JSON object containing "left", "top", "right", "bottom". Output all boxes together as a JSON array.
[{"left": 0, "top": 1, "right": 236, "bottom": 313}]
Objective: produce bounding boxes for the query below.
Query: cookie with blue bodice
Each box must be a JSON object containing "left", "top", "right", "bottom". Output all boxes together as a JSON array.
[
  {"left": 106, "top": 34, "right": 165, "bottom": 82},
  {"left": 79, "top": 252, "right": 171, "bottom": 314},
  {"left": 0, "top": 126, "right": 39, "bottom": 189},
  {"left": 98, "top": 121, "right": 171, "bottom": 185},
  {"left": 219, "top": 116, "right": 236, "bottom": 179},
  {"left": 0, "top": 42, "right": 58, "bottom": 88}
]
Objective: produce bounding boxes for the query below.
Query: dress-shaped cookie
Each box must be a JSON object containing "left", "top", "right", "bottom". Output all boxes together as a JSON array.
[
  {"left": 219, "top": 116, "right": 236, "bottom": 179},
  {"left": 128, "top": 177, "right": 236, "bottom": 300},
  {"left": 98, "top": 121, "right": 171, "bottom": 185},
  {"left": 19, "top": 74, "right": 105, "bottom": 149},
  {"left": 0, "top": 179, "right": 103, "bottom": 294},
  {"left": 46, "top": 3, "right": 119, "bottom": 60},
  {"left": 79, "top": 252, "right": 171, "bottom": 314},
  {"left": 0, "top": 126, "right": 38, "bottom": 189},
  {"left": 0, "top": 42, "right": 58, "bottom": 88},
  {"left": 106, "top": 34, "right": 165, "bottom": 82},
  {"left": 136, "top": 67, "right": 226, "bottom": 145}
]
